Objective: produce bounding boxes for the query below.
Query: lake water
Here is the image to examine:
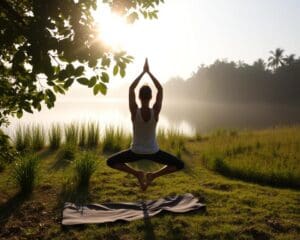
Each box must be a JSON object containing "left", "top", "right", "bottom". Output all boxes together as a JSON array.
[{"left": 3, "top": 99, "right": 300, "bottom": 137}]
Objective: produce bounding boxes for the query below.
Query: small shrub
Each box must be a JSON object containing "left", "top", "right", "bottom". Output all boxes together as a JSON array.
[
  {"left": 86, "top": 122, "right": 100, "bottom": 148},
  {"left": 74, "top": 152, "right": 98, "bottom": 187},
  {"left": 57, "top": 144, "right": 77, "bottom": 161},
  {"left": 0, "top": 129, "right": 17, "bottom": 171},
  {"left": 12, "top": 154, "right": 38, "bottom": 194},
  {"left": 49, "top": 124, "right": 62, "bottom": 150},
  {"left": 31, "top": 125, "right": 45, "bottom": 151},
  {"left": 64, "top": 123, "right": 79, "bottom": 145}
]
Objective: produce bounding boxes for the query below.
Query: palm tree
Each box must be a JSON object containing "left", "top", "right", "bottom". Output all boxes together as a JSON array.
[
  {"left": 268, "top": 48, "right": 285, "bottom": 70},
  {"left": 283, "top": 54, "right": 296, "bottom": 66},
  {"left": 253, "top": 58, "right": 266, "bottom": 71}
]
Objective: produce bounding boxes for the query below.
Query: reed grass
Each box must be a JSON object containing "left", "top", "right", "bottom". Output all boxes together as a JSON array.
[
  {"left": 48, "top": 123, "right": 62, "bottom": 150},
  {"left": 157, "top": 128, "right": 186, "bottom": 157},
  {"left": 101, "top": 125, "right": 127, "bottom": 152},
  {"left": 78, "top": 123, "right": 87, "bottom": 148},
  {"left": 86, "top": 122, "right": 100, "bottom": 148},
  {"left": 14, "top": 125, "right": 32, "bottom": 152},
  {"left": 31, "top": 125, "right": 45, "bottom": 151},
  {"left": 64, "top": 123, "right": 79, "bottom": 145},
  {"left": 74, "top": 151, "right": 98, "bottom": 187},
  {"left": 12, "top": 154, "right": 38, "bottom": 194}
]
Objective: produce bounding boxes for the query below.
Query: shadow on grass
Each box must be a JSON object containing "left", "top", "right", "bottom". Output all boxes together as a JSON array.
[
  {"left": 0, "top": 192, "right": 28, "bottom": 227},
  {"left": 50, "top": 152, "right": 74, "bottom": 171},
  {"left": 58, "top": 180, "right": 92, "bottom": 208},
  {"left": 51, "top": 157, "right": 72, "bottom": 170},
  {"left": 37, "top": 148, "right": 54, "bottom": 159},
  {"left": 141, "top": 201, "right": 156, "bottom": 240}
]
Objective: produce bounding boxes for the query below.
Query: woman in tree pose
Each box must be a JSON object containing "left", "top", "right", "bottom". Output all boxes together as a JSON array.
[{"left": 107, "top": 59, "right": 184, "bottom": 191}]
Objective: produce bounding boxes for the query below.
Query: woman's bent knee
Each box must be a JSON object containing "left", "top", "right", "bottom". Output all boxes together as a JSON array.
[
  {"left": 106, "top": 157, "right": 116, "bottom": 168},
  {"left": 176, "top": 160, "right": 184, "bottom": 170}
]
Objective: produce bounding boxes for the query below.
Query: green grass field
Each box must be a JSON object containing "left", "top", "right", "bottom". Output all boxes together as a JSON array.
[{"left": 0, "top": 125, "right": 299, "bottom": 239}]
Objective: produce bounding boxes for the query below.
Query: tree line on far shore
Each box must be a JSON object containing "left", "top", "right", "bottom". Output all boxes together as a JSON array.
[{"left": 164, "top": 48, "right": 300, "bottom": 104}]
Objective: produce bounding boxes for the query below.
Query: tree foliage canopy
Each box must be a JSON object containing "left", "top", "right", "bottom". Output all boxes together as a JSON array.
[{"left": 0, "top": 0, "right": 163, "bottom": 126}]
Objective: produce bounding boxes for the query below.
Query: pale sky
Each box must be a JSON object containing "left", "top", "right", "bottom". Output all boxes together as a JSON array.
[{"left": 75, "top": 0, "right": 300, "bottom": 91}]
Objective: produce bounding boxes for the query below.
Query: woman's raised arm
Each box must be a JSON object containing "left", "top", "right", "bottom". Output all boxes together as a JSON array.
[{"left": 129, "top": 64, "right": 146, "bottom": 118}]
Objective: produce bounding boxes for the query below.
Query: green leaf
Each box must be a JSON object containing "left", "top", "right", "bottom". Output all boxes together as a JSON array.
[
  {"left": 66, "top": 64, "right": 74, "bottom": 75},
  {"left": 93, "top": 83, "right": 107, "bottom": 95},
  {"left": 58, "top": 70, "right": 67, "bottom": 81},
  {"left": 120, "top": 68, "right": 125, "bottom": 78},
  {"left": 98, "top": 82, "right": 107, "bottom": 95},
  {"left": 141, "top": 11, "right": 148, "bottom": 18},
  {"left": 113, "top": 65, "right": 119, "bottom": 76},
  {"left": 53, "top": 85, "right": 65, "bottom": 94},
  {"left": 75, "top": 66, "right": 84, "bottom": 76},
  {"left": 93, "top": 84, "right": 99, "bottom": 95},
  {"left": 46, "top": 89, "right": 56, "bottom": 102},
  {"left": 101, "top": 72, "right": 109, "bottom": 83},
  {"left": 16, "top": 110, "right": 23, "bottom": 118},
  {"left": 77, "top": 77, "right": 89, "bottom": 85},
  {"left": 64, "top": 78, "right": 74, "bottom": 88},
  {"left": 36, "top": 103, "right": 42, "bottom": 111},
  {"left": 119, "top": 61, "right": 126, "bottom": 69},
  {"left": 88, "top": 76, "right": 97, "bottom": 88},
  {"left": 23, "top": 105, "right": 33, "bottom": 113}
]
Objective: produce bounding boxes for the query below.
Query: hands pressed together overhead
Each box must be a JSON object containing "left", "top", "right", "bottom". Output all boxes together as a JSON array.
[{"left": 143, "top": 58, "right": 150, "bottom": 74}]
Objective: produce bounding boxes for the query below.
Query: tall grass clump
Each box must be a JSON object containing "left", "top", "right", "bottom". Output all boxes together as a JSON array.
[
  {"left": 14, "top": 125, "right": 32, "bottom": 152},
  {"left": 101, "top": 126, "right": 126, "bottom": 152},
  {"left": 56, "top": 143, "right": 77, "bottom": 162},
  {"left": 157, "top": 128, "right": 186, "bottom": 158},
  {"left": 78, "top": 123, "right": 87, "bottom": 148},
  {"left": 74, "top": 151, "right": 98, "bottom": 187},
  {"left": 12, "top": 154, "right": 38, "bottom": 194},
  {"left": 86, "top": 122, "right": 100, "bottom": 148},
  {"left": 48, "top": 123, "right": 62, "bottom": 150},
  {"left": 64, "top": 123, "right": 79, "bottom": 145},
  {"left": 31, "top": 125, "right": 45, "bottom": 151}
]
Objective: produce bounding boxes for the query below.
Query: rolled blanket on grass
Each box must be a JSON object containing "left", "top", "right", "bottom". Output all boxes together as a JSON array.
[{"left": 62, "top": 193, "right": 206, "bottom": 225}]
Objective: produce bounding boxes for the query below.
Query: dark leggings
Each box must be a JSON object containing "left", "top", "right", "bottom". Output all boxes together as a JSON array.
[{"left": 107, "top": 149, "right": 184, "bottom": 170}]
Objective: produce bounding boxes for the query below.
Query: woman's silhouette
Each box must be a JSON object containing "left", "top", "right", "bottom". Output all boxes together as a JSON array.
[{"left": 107, "top": 59, "right": 184, "bottom": 190}]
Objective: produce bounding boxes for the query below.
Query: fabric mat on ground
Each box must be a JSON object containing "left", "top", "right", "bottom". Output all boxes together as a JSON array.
[{"left": 62, "top": 193, "right": 206, "bottom": 225}]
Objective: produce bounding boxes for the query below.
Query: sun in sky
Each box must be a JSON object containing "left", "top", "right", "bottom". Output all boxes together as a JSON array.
[
  {"left": 91, "top": 2, "right": 189, "bottom": 86},
  {"left": 93, "top": 6, "right": 132, "bottom": 51}
]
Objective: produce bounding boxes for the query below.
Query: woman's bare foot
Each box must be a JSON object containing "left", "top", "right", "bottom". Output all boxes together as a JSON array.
[{"left": 136, "top": 171, "right": 146, "bottom": 191}]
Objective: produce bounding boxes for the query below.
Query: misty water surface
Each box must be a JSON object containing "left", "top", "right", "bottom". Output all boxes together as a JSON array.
[{"left": 4, "top": 99, "right": 300, "bottom": 137}]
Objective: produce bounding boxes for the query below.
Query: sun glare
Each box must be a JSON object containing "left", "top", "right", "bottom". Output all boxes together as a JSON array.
[{"left": 93, "top": 6, "right": 132, "bottom": 51}]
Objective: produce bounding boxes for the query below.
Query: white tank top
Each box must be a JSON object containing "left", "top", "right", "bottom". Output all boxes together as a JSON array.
[{"left": 130, "top": 108, "right": 159, "bottom": 154}]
